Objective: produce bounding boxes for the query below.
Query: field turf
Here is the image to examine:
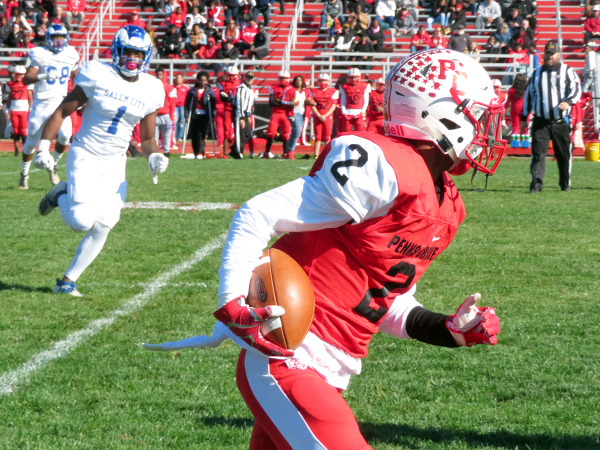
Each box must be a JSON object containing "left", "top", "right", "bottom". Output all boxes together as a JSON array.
[{"left": 0, "top": 152, "right": 599, "bottom": 449}]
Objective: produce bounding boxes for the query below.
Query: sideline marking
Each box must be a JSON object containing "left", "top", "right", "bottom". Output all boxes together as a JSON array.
[
  {"left": 0, "top": 234, "right": 226, "bottom": 396},
  {"left": 123, "top": 201, "right": 238, "bottom": 211},
  {"left": 0, "top": 168, "right": 41, "bottom": 176}
]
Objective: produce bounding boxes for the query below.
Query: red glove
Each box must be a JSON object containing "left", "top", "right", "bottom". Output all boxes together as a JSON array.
[
  {"left": 213, "top": 296, "right": 294, "bottom": 357},
  {"left": 446, "top": 293, "right": 500, "bottom": 347}
]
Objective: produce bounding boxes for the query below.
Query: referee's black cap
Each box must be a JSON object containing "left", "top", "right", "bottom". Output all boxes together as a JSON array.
[
  {"left": 544, "top": 40, "right": 559, "bottom": 55},
  {"left": 245, "top": 71, "right": 255, "bottom": 79}
]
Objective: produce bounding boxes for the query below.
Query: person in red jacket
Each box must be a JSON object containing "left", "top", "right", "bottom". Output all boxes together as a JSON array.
[
  {"left": 213, "top": 81, "right": 226, "bottom": 148},
  {"left": 5, "top": 65, "right": 33, "bottom": 156},
  {"left": 338, "top": 68, "right": 371, "bottom": 133},
  {"left": 169, "top": 7, "right": 185, "bottom": 28},
  {"left": 217, "top": 66, "right": 241, "bottom": 156},
  {"left": 198, "top": 37, "right": 219, "bottom": 78},
  {"left": 310, "top": 73, "right": 339, "bottom": 157},
  {"left": 155, "top": 67, "right": 177, "bottom": 157},
  {"left": 585, "top": 5, "right": 600, "bottom": 44},
  {"left": 410, "top": 26, "right": 431, "bottom": 53},
  {"left": 366, "top": 78, "right": 385, "bottom": 134},
  {"left": 221, "top": 19, "right": 241, "bottom": 44},
  {"left": 504, "top": 73, "right": 527, "bottom": 135},
  {"left": 237, "top": 17, "right": 258, "bottom": 56},
  {"left": 264, "top": 70, "right": 294, "bottom": 158},
  {"left": 121, "top": 11, "right": 145, "bottom": 29},
  {"left": 66, "top": 0, "right": 86, "bottom": 27},
  {"left": 174, "top": 73, "right": 190, "bottom": 141}
]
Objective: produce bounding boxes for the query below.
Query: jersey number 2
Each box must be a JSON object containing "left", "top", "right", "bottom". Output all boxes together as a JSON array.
[
  {"left": 331, "top": 144, "right": 368, "bottom": 187},
  {"left": 107, "top": 106, "right": 127, "bottom": 135}
]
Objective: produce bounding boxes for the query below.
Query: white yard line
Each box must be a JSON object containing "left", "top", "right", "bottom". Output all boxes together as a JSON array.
[
  {"left": 0, "top": 168, "right": 41, "bottom": 176},
  {"left": 123, "top": 201, "right": 237, "bottom": 211},
  {"left": 0, "top": 234, "right": 227, "bottom": 396},
  {"left": 85, "top": 282, "right": 213, "bottom": 288}
]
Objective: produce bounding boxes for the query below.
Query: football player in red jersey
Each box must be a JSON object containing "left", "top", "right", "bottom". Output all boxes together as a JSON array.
[
  {"left": 339, "top": 67, "right": 371, "bottom": 133},
  {"left": 264, "top": 70, "right": 294, "bottom": 158},
  {"left": 366, "top": 77, "right": 385, "bottom": 134},
  {"left": 310, "top": 73, "right": 339, "bottom": 157},
  {"left": 217, "top": 66, "right": 241, "bottom": 157},
  {"left": 5, "top": 65, "right": 33, "bottom": 157},
  {"left": 150, "top": 50, "right": 507, "bottom": 449}
]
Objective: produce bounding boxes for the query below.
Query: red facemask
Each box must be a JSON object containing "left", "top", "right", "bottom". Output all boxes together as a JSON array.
[
  {"left": 280, "top": 78, "right": 289, "bottom": 86},
  {"left": 349, "top": 76, "right": 359, "bottom": 86},
  {"left": 318, "top": 80, "right": 329, "bottom": 89}
]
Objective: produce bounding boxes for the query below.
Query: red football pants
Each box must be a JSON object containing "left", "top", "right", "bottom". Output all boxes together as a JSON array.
[
  {"left": 215, "top": 109, "right": 225, "bottom": 146},
  {"left": 267, "top": 112, "right": 291, "bottom": 141},
  {"left": 236, "top": 349, "right": 373, "bottom": 450},
  {"left": 10, "top": 110, "right": 28, "bottom": 136},
  {"left": 341, "top": 115, "right": 364, "bottom": 133},
  {"left": 224, "top": 107, "right": 234, "bottom": 143},
  {"left": 366, "top": 118, "right": 384, "bottom": 134},
  {"left": 314, "top": 116, "right": 333, "bottom": 143},
  {"left": 511, "top": 113, "right": 522, "bottom": 133}
]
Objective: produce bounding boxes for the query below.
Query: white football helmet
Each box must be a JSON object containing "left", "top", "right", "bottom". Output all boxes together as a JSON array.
[
  {"left": 14, "top": 65, "right": 26, "bottom": 74},
  {"left": 317, "top": 73, "right": 330, "bottom": 89},
  {"left": 348, "top": 67, "right": 361, "bottom": 86},
  {"left": 384, "top": 49, "right": 506, "bottom": 175},
  {"left": 226, "top": 66, "right": 239, "bottom": 77}
]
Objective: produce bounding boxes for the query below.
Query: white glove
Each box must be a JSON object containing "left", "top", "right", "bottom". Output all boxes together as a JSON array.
[
  {"left": 38, "top": 71, "right": 58, "bottom": 81},
  {"left": 148, "top": 153, "right": 169, "bottom": 184},
  {"left": 33, "top": 140, "right": 54, "bottom": 170}
]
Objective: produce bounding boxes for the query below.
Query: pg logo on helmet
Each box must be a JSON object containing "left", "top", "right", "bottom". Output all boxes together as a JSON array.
[{"left": 383, "top": 49, "right": 507, "bottom": 175}]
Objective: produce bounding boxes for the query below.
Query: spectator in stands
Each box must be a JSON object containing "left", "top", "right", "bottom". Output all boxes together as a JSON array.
[
  {"left": 165, "top": 0, "right": 178, "bottom": 18},
  {"left": 222, "top": 19, "right": 240, "bottom": 44},
  {"left": 498, "top": 0, "right": 512, "bottom": 15},
  {"left": 6, "top": 22, "right": 24, "bottom": 47},
  {"left": 6, "top": 0, "right": 19, "bottom": 21},
  {"left": 38, "top": 0, "right": 54, "bottom": 20},
  {"left": 21, "top": 0, "right": 39, "bottom": 27},
  {"left": 367, "top": 18, "right": 384, "bottom": 52},
  {"left": 335, "top": 23, "right": 356, "bottom": 59},
  {"left": 427, "top": 0, "right": 449, "bottom": 30},
  {"left": 0, "top": 1, "right": 6, "bottom": 19},
  {"left": 495, "top": 22, "right": 511, "bottom": 51},
  {"left": 320, "top": 0, "right": 344, "bottom": 30},
  {"left": 122, "top": 10, "right": 145, "bottom": 28},
  {"left": 217, "top": 39, "right": 239, "bottom": 72},
  {"left": 485, "top": 35, "right": 502, "bottom": 61},
  {"left": 349, "top": 4, "right": 370, "bottom": 35},
  {"left": 170, "top": 6, "right": 185, "bottom": 28},
  {"left": 0, "top": 17, "right": 11, "bottom": 45},
  {"left": 207, "top": 0, "right": 223, "bottom": 26},
  {"left": 145, "top": 21, "right": 158, "bottom": 57},
  {"left": 448, "top": 2, "right": 467, "bottom": 33},
  {"left": 203, "top": 18, "right": 219, "bottom": 42},
  {"left": 173, "top": 73, "right": 189, "bottom": 141},
  {"left": 475, "top": 0, "right": 501, "bottom": 31},
  {"left": 431, "top": 26, "right": 446, "bottom": 48},
  {"left": 161, "top": 23, "right": 182, "bottom": 58},
  {"left": 504, "top": 7, "right": 523, "bottom": 36},
  {"left": 190, "top": 6, "right": 206, "bottom": 25},
  {"left": 397, "top": 0, "right": 418, "bottom": 22},
  {"left": 464, "top": 0, "right": 478, "bottom": 15},
  {"left": 248, "top": 21, "right": 270, "bottom": 62},
  {"left": 503, "top": 41, "right": 528, "bottom": 84},
  {"left": 15, "top": 33, "right": 34, "bottom": 57},
  {"left": 198, "top": 37, "right": 219, "bottom": 77},
  {"left": 466, "top": 40, "right": 480, "bottom": 62},
  {"left": 252, "top": 0, "right": 271, "bottom": 28},
  {"left": 237, "top": 16, "right": 257, "bottom": 55},
  {"left": 447, "top": 23, "right": 471, "bottom": 53},
  {"left": 375, "top": 0, "right": 395, "bottom": 29},
  {"left": 394, "top": 6, "right": 417, "bottom": 39},
  {"left": 528, "top": 42, "right": 541, "bottom": 69},
  {"left": 180, "top": 15, "right": 193, "bottom": 40},
  {"left": 12, "top": 8, "right": 33, "bottom": 32},
  {"left": 347, "top": 0, "right": 374, "bottom": 15},
  {"left": 410, "top": 25, "right": 431, "bottom": 53},
  {"left": 507, "top": 27, "right": 530, "bottom": 52},
  {"left": 185, "top": 24, "right": 205, "bottom": 57},
  {"left": 510, "top": 0, "right": 536, "bottom": 30},
  {"left": 66, "top": 0, "right": 85, "bottom": 27},
  {"left": 223, "top": 0, "right": 240, "bottom": 25},
  {"left": 585, "top": 5, "right": 600, "bottom": 44},
  {"left": 141, "top": 0, "right": 159, "bottom": 13},
  {"left": 354, "top": 33, "right": 374, "bottom": 69},
  {"left": 521, "top": 19, "right": 533, "bottom": 42}
]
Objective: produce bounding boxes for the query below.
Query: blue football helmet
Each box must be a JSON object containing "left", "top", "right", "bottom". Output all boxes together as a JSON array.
[
  {"left": 46, "top": 24, "right": 69, "bottom": 53},
  {"left": 111, "top": 25, "right": 153, "bottom": 78}
]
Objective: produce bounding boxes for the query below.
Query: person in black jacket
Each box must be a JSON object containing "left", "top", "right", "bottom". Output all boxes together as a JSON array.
[
  {"left": 366, "top": 19, "right": 384, "bottom": 52},
  {"left": 160, "top": 24, "right": 182, "bottom": 58},
  {"left": 184, "top": 71, "right": 217, "bottom": 159},
  {"left": 248, "top": 22, "right": 270, "bottom": 61},
  {"left": 217, "top": 39, "right": 239, "bottom": 72},
  {"left": 510, "top": 0, "right": 536, "bottom": 29},
  {"left": 354, "top": 34, "right": 374, "bottom": 70}
]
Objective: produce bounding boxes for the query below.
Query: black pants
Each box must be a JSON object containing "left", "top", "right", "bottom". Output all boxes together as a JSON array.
[
  {"left": 189, "top": 114, "right": 210, "bottom": 157},
  {"left": 230, "top": 116, "right": 252, "bottom": 159},
  {"left": 530, "top": 117, "right": 572, "bottom": 191}
]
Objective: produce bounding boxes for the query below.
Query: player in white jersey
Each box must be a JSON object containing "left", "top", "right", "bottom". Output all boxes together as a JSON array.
[
  {"left": 19, "top": 24, "right": 79, "bottom": 189},
  {"left": 36, "top": 25, "right": 169, "bottom": 296}
]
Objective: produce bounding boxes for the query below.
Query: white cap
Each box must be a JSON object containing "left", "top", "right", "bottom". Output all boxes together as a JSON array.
[
  {"left": 317, "top": 73, "right": 330, "bottom": 81},
  {"left": 594, "top": 4, "right": 600, "bottom": 11},
  {"left": 348, "top": 68, "right": 361, "bottom": 77},
  {"left": 14, "top": 65, "right": 26, "bottom": 74},
  {"left": 226, "top": 66, "right": 239, "bottom": 76},
  {"left": 493, "top": 79, "right": 502, "bottom": 87},
  {"left": 278, "top": 70, "right": 290, "bottom": 78},
  {"left": 376, "top": 77, "right": 385, "bottom": 85}
]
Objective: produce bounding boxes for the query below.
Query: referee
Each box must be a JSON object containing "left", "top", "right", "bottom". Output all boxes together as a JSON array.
[
  {"left": 521, "top": 40, "right": 581, "bottom": 193},
  {"left": 230, "top": 71, "right": 255, "bottom": 159}
]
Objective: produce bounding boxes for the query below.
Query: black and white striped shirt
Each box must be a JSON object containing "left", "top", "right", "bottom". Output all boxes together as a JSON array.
[
  {"left": 522, "top": 63, "right": 581, "bottom": 122},
  {"left": 235, "top": 82, "right": 255, "bottom": 118}
]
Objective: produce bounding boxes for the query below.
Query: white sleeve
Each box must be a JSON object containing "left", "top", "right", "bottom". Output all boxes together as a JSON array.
[
  {"left": 361, "top": 84, "right": 371, "bottom": 114},
  {"left": 217, "top": 175, "right": 355, "bottom": 307},
  {"left": 378, "top": 285, "right": 422, "bottom": 339},
  {"left": 74, "top": 61, "right": 98, "bottom": 100},
  {"left": 25, "top": 48, "right": 42, "bottom": 69},
  {"left": 315, "top": 135, "right": 399, "bottom": 223}
]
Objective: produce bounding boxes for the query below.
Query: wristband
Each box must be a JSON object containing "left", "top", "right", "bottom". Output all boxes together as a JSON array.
[
  {"left": 38, "top": 139, "right": 51, "bottom": 153},
  {"left": 37, "top": 73, "right": 48, "bottom": 80}
]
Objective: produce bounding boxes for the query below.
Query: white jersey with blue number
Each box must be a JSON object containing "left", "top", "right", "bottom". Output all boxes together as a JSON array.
[
  {"left": 72, "top": 61, "right": 164, "bottom": 158},
  {"left": 26, "top": 46, "right": 79, "bottom": 102}
]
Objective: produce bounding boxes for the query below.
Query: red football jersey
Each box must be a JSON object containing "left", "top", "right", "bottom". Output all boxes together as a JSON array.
[
  {"left": 6, "top": 80, "right": 29, "bottom": 101},
  {"left": 339, "top": 82, "right": 370, "bottom": 117},
  {"left": 367, "top": 90, "right": 384, "bottom": 121},
  {"left": 272, "top": 132, "right": 466, "bottom": 358},
  {"left": 218, "top": 78, "right": 240, "bottom": 111},
  {"left": 213, "top": 88, "right": 226, "bottom": 113},
  {"left": 310, "top": 87, "right": 340, "bottom": 114},
  {"left": 269, "top": 83, "right": 289, "bottom": 114}
]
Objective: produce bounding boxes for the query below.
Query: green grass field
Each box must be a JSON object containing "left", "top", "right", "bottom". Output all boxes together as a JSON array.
[{"left": 0, "top": 152, "right": 599, "bottom": 449}]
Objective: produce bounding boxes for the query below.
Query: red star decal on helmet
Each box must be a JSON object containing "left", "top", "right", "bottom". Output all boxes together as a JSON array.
[
  {"left": 428, "top": 72, "right": 435, "bottom": 80},
  {"left": 429, "top": 65, "right": 437, "bottom": 72},
  {"left": 433, "top": 82, "right": 441, "bottom": 90},
  {"left": 400, "top": 77, "right": 408, "bottom": 84},
  {"left": 424, "top": 56, "right": 432, "bottom": 62}
]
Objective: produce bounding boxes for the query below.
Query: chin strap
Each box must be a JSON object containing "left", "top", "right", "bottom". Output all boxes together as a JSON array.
[{"left": 470, "top": 167, "right": 489, "bottom": 192}]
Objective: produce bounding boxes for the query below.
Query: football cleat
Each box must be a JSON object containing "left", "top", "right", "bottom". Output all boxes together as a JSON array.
[
  {"left": 53, "top": 278, "right": 83, "bottom": 297},
  {"left": 18, "top": 172, "right": 29, "bottom": 190},
  {"left": 49, "top": 166, "right": 60, "bottom": 185},
  {"left": 39, "top": 181, "right": 67, "bottom": 215}
]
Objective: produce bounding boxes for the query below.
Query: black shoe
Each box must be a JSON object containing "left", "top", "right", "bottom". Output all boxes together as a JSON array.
[
  {"left": 228, "top": 150, "right": 242, "bottom": 160},
  {"left": 14, "top": 149, "right": 19, "bottom": 157},
  {"left": 164, "top": 152, "right": 171, "bottom": 158},
  {"left": 529, "top": 188, "right": 541, "bottom": 194}
]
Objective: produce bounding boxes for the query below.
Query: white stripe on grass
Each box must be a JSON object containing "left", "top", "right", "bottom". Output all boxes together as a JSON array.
[
  {"left": 0, "top": 234, "right": 226, "bottom": 396},
  {"left": 0, "top": 168, "right": 41, "bottom": 176},
  {"left": 123, "top": 202, "right": 237, "bottom": 211}
]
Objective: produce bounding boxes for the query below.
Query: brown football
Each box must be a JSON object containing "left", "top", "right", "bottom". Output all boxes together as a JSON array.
[{"left": 246, "top": 248, "right": 315, "bottom": 350}]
